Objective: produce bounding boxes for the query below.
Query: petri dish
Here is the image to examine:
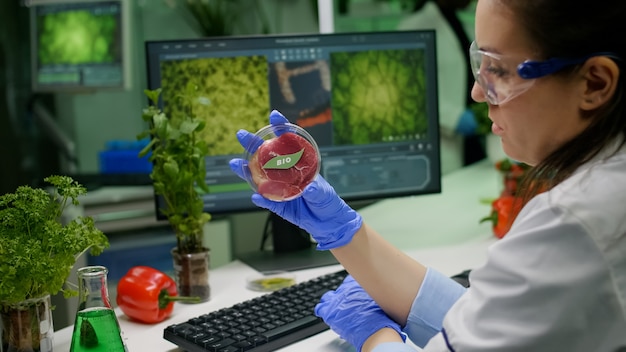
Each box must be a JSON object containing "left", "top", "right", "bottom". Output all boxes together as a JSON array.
[
  {"left": 242, "top": 123, "right": 321, "bottom": 201},
  {"left": 246, "top": 271, "right": 296, "bottom": 292}
]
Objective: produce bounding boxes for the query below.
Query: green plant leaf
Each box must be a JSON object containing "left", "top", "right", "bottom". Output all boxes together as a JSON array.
[
  {"left": 144, "top": 88, "right": 161, "bottom": 106},
  {"left": 163, "top": 160, "right": 180, "bottom": 179},
  {"left": 138, "top": 138, "right": 156, "bottom": 158},
  {"left": 179, "top": 120, "right": 200, "bottom": 134}
]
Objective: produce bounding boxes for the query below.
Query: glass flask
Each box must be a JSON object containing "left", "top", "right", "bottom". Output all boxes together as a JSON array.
[{"left": 69, "top": 266, "right": 127, "bottom": 352}]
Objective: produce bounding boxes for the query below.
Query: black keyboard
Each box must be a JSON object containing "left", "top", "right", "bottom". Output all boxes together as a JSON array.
[{"left": 163, "top": 269, "right": 348, "bottom": 352}]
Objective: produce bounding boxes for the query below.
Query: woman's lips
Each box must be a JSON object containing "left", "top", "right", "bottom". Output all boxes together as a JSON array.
[{"left": 491, "top": 122, "right": 504, "bottom": 135}]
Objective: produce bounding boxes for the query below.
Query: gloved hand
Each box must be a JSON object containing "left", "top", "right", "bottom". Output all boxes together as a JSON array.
[
  {"left": 229, "top": 110, "right": 362, "bottom": 250},
  {"left": 315, "top": 275, "right": 406, "bottom": 351}
]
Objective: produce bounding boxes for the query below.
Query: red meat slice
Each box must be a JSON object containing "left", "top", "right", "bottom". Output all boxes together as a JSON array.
[{"left": 249, "top": 132, "right": 319, "bottom": 200}]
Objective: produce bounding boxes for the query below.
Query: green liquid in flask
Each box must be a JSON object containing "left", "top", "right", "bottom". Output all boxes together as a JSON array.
[{"left": 70, "top": 307, "right": 126, "bottom": 352}]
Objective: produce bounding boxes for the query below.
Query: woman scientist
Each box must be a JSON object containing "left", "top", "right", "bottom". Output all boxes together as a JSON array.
[{"left": 230, "top": 0, "right": 626, "bottom": 350}]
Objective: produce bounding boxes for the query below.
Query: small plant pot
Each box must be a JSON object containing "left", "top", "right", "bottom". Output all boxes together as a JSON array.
[
  {"left": 0, "top": 294, "right": 54, "bottom": 352},
  {"left": 171, "top": 247, "right": 211, "bottom": 303}
]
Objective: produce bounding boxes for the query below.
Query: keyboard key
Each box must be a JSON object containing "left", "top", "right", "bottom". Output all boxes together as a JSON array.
[
  {"left": 207, "top": 337, "right": 236, "bottom": 350},
  {"left": 262, "top": 315, "right": 319, "bottom": 341},
  {"left": 233, "top": 340, "right": 254, "bottom": 350}
]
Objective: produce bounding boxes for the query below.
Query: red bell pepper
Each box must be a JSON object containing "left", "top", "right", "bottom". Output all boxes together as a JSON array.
[
  {"left": 480, "top": 196, "right": 522, "bottom": 238},
  {"left": 494, "top": 158, "right": 530, "bottom": 197},
  {"left": 116, "top": 266, "right": 199, "bottom": 324}
]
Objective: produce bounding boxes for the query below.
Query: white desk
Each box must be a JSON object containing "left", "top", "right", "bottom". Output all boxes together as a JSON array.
[{"left": 53, "top": 160, "right": 500, "bottom": 351}]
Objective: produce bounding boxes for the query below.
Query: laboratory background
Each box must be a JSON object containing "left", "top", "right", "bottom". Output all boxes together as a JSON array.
[{"left": 0, "top": 0, "right": 480, "bottom": 332}]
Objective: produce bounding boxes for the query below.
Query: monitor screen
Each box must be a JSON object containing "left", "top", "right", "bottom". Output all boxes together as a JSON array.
[
  {"left": 145, "top": 30, "right": 441, "bottom": 218},
  {"left": 29, "top": 0, "right": 131, "bottom": 92}
]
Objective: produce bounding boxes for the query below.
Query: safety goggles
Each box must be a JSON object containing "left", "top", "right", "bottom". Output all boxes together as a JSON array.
[{"left": 469, "top": 41, "right": 608, "bottom": 105}]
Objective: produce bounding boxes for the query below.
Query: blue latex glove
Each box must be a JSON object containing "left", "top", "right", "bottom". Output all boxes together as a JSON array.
[
  {"left": 314, "top": 275, "right": 406, "bottom": 351},
  {"left": 229, "top": 110, "right": 362, "bottom": 250}
]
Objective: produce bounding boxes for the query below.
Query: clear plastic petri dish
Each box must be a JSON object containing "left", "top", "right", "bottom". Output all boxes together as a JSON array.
[
  {"left": 242, "top": 123, "right": 321, "bottom": 201},
  {"left": 246, "top": 271, "right": 296, "bottom": 292}
]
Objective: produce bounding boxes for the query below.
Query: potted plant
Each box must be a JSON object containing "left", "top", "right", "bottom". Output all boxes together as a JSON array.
[
  {"left": 138, "top": 84, "right": 212, "bottom": 302},
  {"left": 0, "top": 175, "right": 109, "bottom": 352}
]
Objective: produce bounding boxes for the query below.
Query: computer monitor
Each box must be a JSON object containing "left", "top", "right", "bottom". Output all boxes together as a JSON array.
[
  {"left": 144, "top": 30, "right": 441, "bottom": 271},
  {"left": 28, "top": 0, "right": 131, "bottom": 92}
]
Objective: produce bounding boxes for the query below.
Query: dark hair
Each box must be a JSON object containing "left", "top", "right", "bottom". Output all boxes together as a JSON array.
[{"left": 499, "top": 0, "right": 626, "bottom": 202}]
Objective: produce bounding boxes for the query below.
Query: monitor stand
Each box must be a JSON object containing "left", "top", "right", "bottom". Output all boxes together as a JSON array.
[
  {"left": 237, "top": 247, "right": 338, "bottom": 273},
  {"left": 236, "top": 213, "right": 338, "bottom": 272}
]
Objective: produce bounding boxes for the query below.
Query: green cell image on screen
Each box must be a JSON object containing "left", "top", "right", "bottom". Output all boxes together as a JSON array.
[
  {"left": 37, "top": 8, "right": 119, "bottom": 65},
  {"left": 160, "top": 55, "right": 270, "bottom": 157},
  {"left": 330, "top": 48, "right": 428, "bottom": 145}
]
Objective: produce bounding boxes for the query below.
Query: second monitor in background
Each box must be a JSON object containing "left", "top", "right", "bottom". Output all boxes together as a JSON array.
[
  {"left": 29, "top": 0, "right": 132, "bottom": 93},
  {"left": 144, "top": 30, "right": 441, "bottom": 271}
]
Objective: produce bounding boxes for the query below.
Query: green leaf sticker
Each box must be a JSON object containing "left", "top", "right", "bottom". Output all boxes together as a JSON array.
[{"left": 262, "top": 149, "right": 304, "bottom": 169}]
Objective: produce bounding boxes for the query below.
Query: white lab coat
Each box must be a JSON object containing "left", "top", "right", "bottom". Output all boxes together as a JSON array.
[{"left": 374, "top": 136, "right": 626, "bottom": 351}]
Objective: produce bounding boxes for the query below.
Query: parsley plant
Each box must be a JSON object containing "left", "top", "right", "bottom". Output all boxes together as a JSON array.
[{"left": 0, "top": 175, "right": 109, "bottom": 305}]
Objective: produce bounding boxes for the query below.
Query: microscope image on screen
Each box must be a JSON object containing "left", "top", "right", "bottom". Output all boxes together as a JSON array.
[
  {"left": 37, "top": 7, "right": 119, "bottom": 66},
  {"left": 269, "top": 60, "right": 333, "bottom": 147},
  {"left": 329, "top": 48, "right": 429, "bottom": 145},
  {"left": 30, "top": 0, "right": 130, "bottom": 91},
  {"left": 159, "top": 55, "right": 271, "bottom": 157},
  {"left": 324, "top": 48, "right": 433, "bottom": 196}
]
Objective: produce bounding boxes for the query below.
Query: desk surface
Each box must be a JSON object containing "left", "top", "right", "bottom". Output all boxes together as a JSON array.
[{"left": 53, "top": 160, "right": 500, "bottom": 351}]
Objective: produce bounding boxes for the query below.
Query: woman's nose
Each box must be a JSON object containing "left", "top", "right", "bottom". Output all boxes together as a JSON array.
[{"left": 470, "top": 81, "right": 486, "bottom": 103}]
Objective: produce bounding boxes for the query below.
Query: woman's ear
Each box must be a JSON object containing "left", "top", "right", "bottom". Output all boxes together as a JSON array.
[{"left": 579, "top": 56, "right": 620, "bottom": 111}]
